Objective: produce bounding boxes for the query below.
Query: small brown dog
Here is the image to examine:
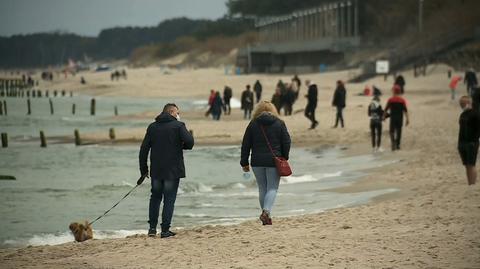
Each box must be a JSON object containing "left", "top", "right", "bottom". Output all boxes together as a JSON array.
[{"left": 69, "top": 221, "right": 93, "bottom": 242}]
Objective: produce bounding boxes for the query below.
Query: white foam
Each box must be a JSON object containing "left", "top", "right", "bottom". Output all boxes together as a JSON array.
[
  {"left": 281, "top": 172, "right": 342, "bottom": 185},
  {"left": 2, "top": 229, "right": 146, "bottom": 248}
]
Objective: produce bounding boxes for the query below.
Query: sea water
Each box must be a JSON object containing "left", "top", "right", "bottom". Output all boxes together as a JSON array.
[{"left": 0, "top": 143, "right": 397, "bottom": 248}]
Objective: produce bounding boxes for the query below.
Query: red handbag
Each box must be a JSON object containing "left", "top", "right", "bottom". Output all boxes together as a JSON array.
[{"left": 259, "top": 125, "right": 292, "bottom": 176}]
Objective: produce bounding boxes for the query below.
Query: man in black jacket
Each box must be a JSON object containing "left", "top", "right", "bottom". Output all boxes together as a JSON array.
[
  {"left": 464, "top": 68, "right": 478, "bottom": 96},
  {"left": 458, "top": 96, "right": 480, "bottom": 185},
  {"left": 253, "top": 80, "right": 262, "bottom": 103},
  {"left": 139, "top": 103, "right": 194, "bottom": 238},
  {"left": 304, "top": 80, "right": 318, "bottom": 129}
]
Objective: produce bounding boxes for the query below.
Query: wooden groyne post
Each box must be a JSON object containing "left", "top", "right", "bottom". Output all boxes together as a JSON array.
[
  {"left": 49, "top": 99, "right": 54, "bottom": 115},
  {"left": 40, "top": 131, "right": 47, "bottom": 147},
  {"left": 27, "top": 99, "right": 31, "bottom": 115},
  {"left": 72, "top": 103, "right": 76, "bottom": 115},
  {"left": 74, "top": 129, "right": 81, "bottom": 146},
  {"left": 90, "top": 98, "right": 96, "bottom": 116},
  {"left": 109, "top": 128, "right": 116, "bottom": 140},
  {"left": 1, "top": 133, "right": 8, "bottom": 148}
]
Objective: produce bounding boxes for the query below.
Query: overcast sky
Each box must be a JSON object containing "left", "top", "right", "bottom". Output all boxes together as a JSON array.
[{"left": 0, "top": 0, "right": 228, "bottom": 37}]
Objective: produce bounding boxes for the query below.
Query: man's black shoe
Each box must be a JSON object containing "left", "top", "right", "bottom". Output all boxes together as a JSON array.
[
  {"left": 148, "top": 228, "right": 157, "bottom": 237},
  {"left": 160, "top": 230, "right": 176, "bottom": 238}
]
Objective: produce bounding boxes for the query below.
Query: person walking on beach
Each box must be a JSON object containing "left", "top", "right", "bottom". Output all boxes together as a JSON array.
[
  {"left": 292, "top": 74, "right": 301, "bottom": 91},
  {"left": 241, "top": 85, "right": 254, "bottom": 120},
  {"left": 241, "top": 101, "right": 291, "bottom": 225},
  {"left": 254, "top": 80, "right": 262, "bottom": 103},
  {"left": 223, "top": 86, "right": 233, "bottom": 115},
  {"left": 332, "top": 80, "right": 346, "bottom": 128},
  {"left": 211, "top": 91, "right": 224, "bottom": 121},
  {"left": 449, "top": 75, "right": 462, "bottom": 101},
  {"left": 464, "top": 68, "right": 478, "bottom": 96},
  {"left": 395, "top": 74, "right": 406, "bottom": 94},
  {"left": 384, "top": 85, "right": 410, "bottom": 151},
  {"left": 283, "top": 84, "right": 296, "bottom": 116},
  {"left": 457, "top": 96, "right": 480, "bottom": 185},
  {"left": 368, "top": 95, "right": 384, "bottom": 152},
  {"left": 205, "top": 89, "right": 216, "bottom": 117},
  {"left": 139, "top": 103, "right": 194, "bottom": 238},
  {"left": 305, "top": 80, "right": 318, "bottom": 129},
  {"left": 271, "top": 87, "right": 282, "bottom": 114}
]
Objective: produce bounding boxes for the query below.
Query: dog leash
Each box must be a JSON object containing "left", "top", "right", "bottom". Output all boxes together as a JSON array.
[{"left": 89, "top": 175, "right": 147, "bottom": 226}]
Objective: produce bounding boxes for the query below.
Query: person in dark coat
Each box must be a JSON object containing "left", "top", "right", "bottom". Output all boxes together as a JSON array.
[
  {"left": 241, "top": 101, "right": 291, "bottom": 225},
  {"left": 304, "top": 80, "right": 318, "bottom": 129},
  {"left": 292, "top": 74, "right": 301, "bottom": 90},
  {"left": 457, "top": 96, "right": 480, "bottom": 185},
  {"left": 139, "top": 103, "right": 194, "bottom": 238},
  {"left": 395, "top": 75, "right": 406, "bottom": 94},
  {"left": 464, "top": 68, "right": 478, "bottom": 96},
  {"left": 211, "top": 91, "right": 224, "bottom": 120},
  {"left": 271, "top": 87, "right": 282, "bottom": 114},
  {"left": 223, "top": 86, "right": 233, "bottom": 115},
  {"left": 368, "top": 95, "right": 384, "bottom": 152},
  {"left": 332, "top": 80, "right": 347, "bottom": 128},
  {"left": 241, "top": 85, "right": 254, "bottom": 119},
  {"left": 253, "top": 80, "right": 262, "bottom": 103},
  {"left": 283, "top": 84, "right": 296, "bottom": 116}
]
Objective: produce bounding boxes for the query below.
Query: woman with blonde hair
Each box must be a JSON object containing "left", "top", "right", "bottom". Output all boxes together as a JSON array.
[{"left": 240, "top": 101, "right": 291, "bottom": 225}]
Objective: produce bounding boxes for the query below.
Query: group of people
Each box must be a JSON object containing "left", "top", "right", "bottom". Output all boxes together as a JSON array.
[
  {"left": 138, "top": 69, "right": 479, "bottom": 238},
  {"left": 110, "top": 69, "right": 127, "bottom": 81}
]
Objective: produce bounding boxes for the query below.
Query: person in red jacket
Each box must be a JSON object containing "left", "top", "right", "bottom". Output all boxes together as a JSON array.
[
  {"left": 449, "top": 75, "right": 462, "bottom": 100},
  {"left": 384, "top": 85, "right": 410, "bottom": 151}
]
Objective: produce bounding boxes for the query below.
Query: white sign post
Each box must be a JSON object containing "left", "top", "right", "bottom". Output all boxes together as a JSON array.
[{"left": 376, "top": 60, "right": 390, "bottom": 74}]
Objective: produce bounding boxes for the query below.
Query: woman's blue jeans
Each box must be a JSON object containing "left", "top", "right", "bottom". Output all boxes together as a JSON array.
[
  {"left": 252, "top": 167, "right": 280, "bottom": 213},
  {"left": 148, "top": 178, "right": 180, "bottom": 232}
]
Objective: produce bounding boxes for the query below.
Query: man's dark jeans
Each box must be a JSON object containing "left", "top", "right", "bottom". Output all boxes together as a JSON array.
[{"left": 148, "top": 178, "right": 180, "bottom": 232}]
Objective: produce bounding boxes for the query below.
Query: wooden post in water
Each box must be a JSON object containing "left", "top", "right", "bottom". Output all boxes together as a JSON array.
[
  {"left": 0, "top": 101, "right": 3, "bottom": 115},
  {"left": 109, "top": 128, "right": 116, "bottom": 140},
  {"left": 49, "top": 98, "right": 54, "bottom": 115},
  {"left": 90, "top": 98, "right": 96, "bottom": 116},
  {"left": 1, "top": 133, "right": 8, "bottom": 148},
  {"left": 61, "top": 90, "right": 66, "bottom": 97},
  {"left": 46, "top": 90, "right": 49, "bottom": 97},
  {"left": 70, "top": 91, "right": 73, "bottom": 97},
  {"left": 27, "top": 99, "right": 31, "bottom": 115},
  {"left": 3, "top": 100, "right": 6, "bottom": 115},
  {"left": 72, "top": 103, "right": 76, "bottom": 115},
  {"left": 114, "top": 106, "right": 118, "bottom": 116},
  {"left": 32, "top": 90, "right": 36, "bottom": 98},
  {"left": 37, "top": 90, "right": 42, "bottom": 97},
  {"left": 40, "top": 131, "right": 47, "bottom": 148},
  {"left": 54, "top": 90, "right": 57, "bottom": 97},
  {"left": 74, "top": 129, "right": 81, "bottom": 146},
  {"left": 26, "top": 90, "right": 30, "bottom": 98}
]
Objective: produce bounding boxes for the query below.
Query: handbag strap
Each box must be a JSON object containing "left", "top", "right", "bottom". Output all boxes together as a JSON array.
[{"left": 259, "top": 124, "right": 277, "bottom": 158}]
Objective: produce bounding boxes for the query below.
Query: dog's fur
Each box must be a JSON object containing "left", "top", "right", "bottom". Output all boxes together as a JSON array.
[{"left": 69, "top": 221, "right": 93, "bottom": 242}]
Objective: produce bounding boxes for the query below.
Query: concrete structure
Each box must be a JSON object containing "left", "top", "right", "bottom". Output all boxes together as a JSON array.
[{"left": 237, "top": 0, "right": 360, "bottom": 73}]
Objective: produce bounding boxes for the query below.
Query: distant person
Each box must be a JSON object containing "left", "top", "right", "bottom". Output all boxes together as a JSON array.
[
  {"left": 464, "top": 68, "right": 478, "bottom": 96},
  {"left": 253, "top": 80, "right": 262, "bottom": 103},
  {"left": 457, "top": 96, "right": 480, "bottom": 185},
  {"left": 283, "top": 84, "right": 296, "bottom": 116},
  {"left": 332, "top": 80, "right": 346, "bottom": 128},
  {"left": 223, "top": 86, "right": 233, "bottom": 115},
  {"left": 80, "top": 77, "right": 86, "bottom": 85},
  {"left": 368, "top": 95, "right": 384, "bottom": 152},
  {"left": 277, "top": 80, "right": 287, "bottom": 113},
  {"left": 395, "top": 74, "right": 406, "bottom": 94},
  {"left": 240, "top": 101, "right": 291, "bottom": 225},
  {"left": 449, "top": 75, "right": 462, "bottom": 100},
  {"left": 373, "top": 85, "right": 382, "bottom": 97},
  {"left": 211, "top": 91, "right": 224, "bottom": 121},
  {"left": 472, "top": 87, "right": 480, "bottom": 112},
  {"left": 241, "top": 85, "right": 254, "bottom": 119},
  {"left": 304, "top": 80, "right": 318, "bottom": 129},
  {"left": 205, "top": 89, "right": 216, "bottom": 117},
  {"left": 384, "top": 85, "right": 410, "bottom": 151},
  {"left": 139, "top": 103, "right": 194, "bottom": 238},
  {"left": 292, "top": 74, "right": 301, "bottom": 90},
  {"left": 271, "top": 87, "right": 282, "bottom": 114},
  {"left": 121, "top": 69, "right": 127, "bottom": 80}
]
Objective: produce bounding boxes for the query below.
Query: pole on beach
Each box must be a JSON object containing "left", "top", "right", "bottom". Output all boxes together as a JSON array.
[
  {"left": 72, "top": 103, "right": 76, "bottom": 115},
  {"left": 27, "top": 99, "right": 31, "bottom": 115},
  {"left": 1, "top": 133, "right": 8, "bottom": 148},
  {"left": 40, "top": 131, "right": 47, "bottom": 148},
  {"left": 70, "top": 91, "right": 73, "bottom": 97},
  {"left": 114, "top": 106, "right": 118, "bottom": 116},
  {"left": 74, "top": 129, "right": 81, "bottom": 146},
  {"left": 0, "top": 101, "right": 3, "bottom": 115},
  {"left": 3, "top": 100, "right": 6, "bottom": 115},
  {"left": 49, "top": 98, "right": 54, "bottom": 115},
  {"left": 109, "top": 128, "right": 116, "bottom": 140},
  {"left": 37, "top": 90, "right": 42, "bottom": 98},
  {"left": 90, "top": 98, "right": 96, "bottom": 116}
]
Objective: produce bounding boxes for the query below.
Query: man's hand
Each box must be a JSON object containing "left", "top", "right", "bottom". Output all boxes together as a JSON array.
[
  {"left": 242, "top": 165, "right": 250, "bottom": 172},
  {"left": 137, "top": 173, "right": 149, "bottom": 185}
]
